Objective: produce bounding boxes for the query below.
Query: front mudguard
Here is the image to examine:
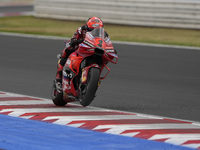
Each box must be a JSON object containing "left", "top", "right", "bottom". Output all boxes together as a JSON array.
[{"left": 81, "top": 64, "right": 101, "bottom": 84}]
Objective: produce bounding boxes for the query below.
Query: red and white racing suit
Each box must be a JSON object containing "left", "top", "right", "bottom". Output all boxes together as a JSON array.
[
  {"left": 55, "top": 24, "right": 89, "bottom": 82},
  {"left": 55, "top": 24, "right": 109, "bottom": 82}
]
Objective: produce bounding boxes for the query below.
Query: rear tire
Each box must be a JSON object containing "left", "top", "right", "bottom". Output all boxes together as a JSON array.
[
  {"left": 51, "top": 82, "right": 67, "bottom": 106},
  {"left": 79, "top": 67, "right": 100, "bottom": 107}
]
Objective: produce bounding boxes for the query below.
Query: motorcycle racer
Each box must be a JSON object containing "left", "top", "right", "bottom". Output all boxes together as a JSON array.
[
  {"left": 55, "top": 16, "right": 108, "bottom": 86},
  {"left": 52, "top": 26, "right": 118, "bottom": 106}
]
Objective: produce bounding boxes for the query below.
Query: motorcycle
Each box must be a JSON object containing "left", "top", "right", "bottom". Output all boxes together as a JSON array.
[{"left": 51, "top": 27, "right": 118, "bottom": 107}]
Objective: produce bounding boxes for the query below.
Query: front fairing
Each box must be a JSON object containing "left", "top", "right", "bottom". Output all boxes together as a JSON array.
[{"left": 77, "top": 28, "right": 118, "bottom": 64}]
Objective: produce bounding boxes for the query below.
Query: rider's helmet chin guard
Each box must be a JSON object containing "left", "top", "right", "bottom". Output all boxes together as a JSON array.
[{"left": 86, "top": 16, "right": 104, "bottom": 31}]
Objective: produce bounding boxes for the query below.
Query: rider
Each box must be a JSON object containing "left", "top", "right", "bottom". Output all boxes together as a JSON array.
[{"left": 55, "top": 16, "right": 105, "bottom": 85}]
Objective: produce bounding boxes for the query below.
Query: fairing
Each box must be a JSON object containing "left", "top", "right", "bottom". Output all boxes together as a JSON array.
[{"left": 62, "top": 27, "right": 118, "bottom": 102}]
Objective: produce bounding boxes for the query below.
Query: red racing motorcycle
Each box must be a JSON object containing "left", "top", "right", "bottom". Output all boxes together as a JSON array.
[{"left": 51, "top": 27, "right": 118, "bottom": 107}]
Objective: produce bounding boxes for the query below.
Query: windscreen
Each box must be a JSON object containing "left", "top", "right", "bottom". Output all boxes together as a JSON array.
[{"left": 91, "top": 27, "right": 105, "bottom": 39}]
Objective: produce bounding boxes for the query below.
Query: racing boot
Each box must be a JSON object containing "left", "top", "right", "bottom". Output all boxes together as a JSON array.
[{"left": 55, "top": 63, "right": 63, "bottom": 91}]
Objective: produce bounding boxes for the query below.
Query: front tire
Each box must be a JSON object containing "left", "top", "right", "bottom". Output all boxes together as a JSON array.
[{"left": 79, "top": 67, "right": 100, "bottom": 107}]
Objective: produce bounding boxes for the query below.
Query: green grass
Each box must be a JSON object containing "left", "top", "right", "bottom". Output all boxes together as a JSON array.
[{"left": 1, "top": 16, "right": 200, "bottom": 47}]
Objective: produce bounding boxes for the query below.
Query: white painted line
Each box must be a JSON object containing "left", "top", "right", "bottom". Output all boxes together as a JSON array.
[
  {"left": 183, "top": 144, "right": 200, "bottom": 149},
  {"left": 0, "top": 32, "right": 68, "bottom": 40},
  {"left": 149, "top": 134, "right": 200, "bottom": 145},
  {"left": 113, "top": 40, "right": 200, "bottom": 50},
  {"left": 0, "top": 32, "right": 200, "bottom": 50},
  {"left": 94, "top": 124, "right": 200, "bottom": 131},
  {"left": 0, "top": 108, "right": 112, "bottom": 117},
  {"left": 0, "top": 100, "right": 52, "bottom": 105},
  {"left": 43, "top": 115, "right": 148, "bottom": 125}
]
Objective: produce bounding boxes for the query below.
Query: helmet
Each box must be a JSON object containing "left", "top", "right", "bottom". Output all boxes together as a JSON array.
[{"left": 86, "top": 16, "right": 103, "bottom": 31}]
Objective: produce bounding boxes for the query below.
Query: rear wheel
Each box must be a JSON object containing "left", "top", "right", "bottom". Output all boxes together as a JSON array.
[
  {"left": 51, "top": 82, "right": 67, "bottom": 106},
  {"left": 79, "top": 67, "right": 100, "bottom": 106}
]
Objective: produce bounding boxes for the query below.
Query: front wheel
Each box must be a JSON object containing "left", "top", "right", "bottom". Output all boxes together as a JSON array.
[{"left": 79, "top": 67, "right": 100, "bottom": 107}]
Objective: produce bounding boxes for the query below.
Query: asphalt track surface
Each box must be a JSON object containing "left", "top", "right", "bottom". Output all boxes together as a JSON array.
[{"left": 0, "top": 34, "right": 200, "bottom": 122}]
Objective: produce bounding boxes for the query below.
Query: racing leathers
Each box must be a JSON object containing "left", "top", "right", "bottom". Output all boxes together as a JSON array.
[
  {"left": 55, "top": 24, "right": 91, "bottom": 83},
  {"left": 55, "top": 24, "right": 110, "bottom": 84}
]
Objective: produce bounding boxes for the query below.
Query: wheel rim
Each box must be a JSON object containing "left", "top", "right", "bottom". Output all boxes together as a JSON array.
[{"left": 80, "top": 70, "right": 91, "bottom": 101}]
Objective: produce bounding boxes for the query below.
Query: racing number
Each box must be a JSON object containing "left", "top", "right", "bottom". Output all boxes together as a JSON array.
[{"left": 98, "top": 40, "right": 103, "bottom": 47}]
